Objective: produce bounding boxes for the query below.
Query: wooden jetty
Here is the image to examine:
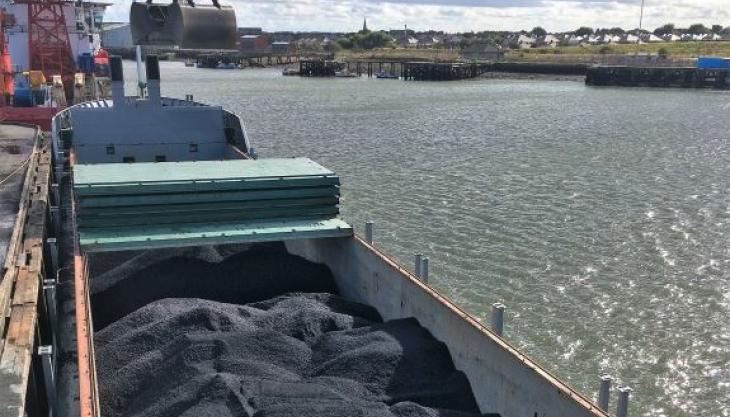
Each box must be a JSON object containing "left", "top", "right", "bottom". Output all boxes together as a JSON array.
[
  {"left": 586, "top": 65, "right": 730, "bottom": 89},
  {"left": 402, "top": 62, "right": 492, "bottom": 81},
  {"left": 299, "top": 60, "right": 493, "bottom": 80},
  {"left": 196, "top": 53, "right": 302, "bottom": 69}
]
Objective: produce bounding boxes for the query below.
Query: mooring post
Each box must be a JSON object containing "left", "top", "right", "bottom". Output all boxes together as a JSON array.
[
  {"left": 38, "top": 345, "right": 57, "bottom": 417},
  {"left": 43, "top": 279, "right": 58, "bottom": 335},
  {"left": 50, "top": 183, "right": 59, "bottom": 206},
  {"left": 46, "top": 238, "right": 59, "bottom": 274},
  {"left": 491, "top": 303, "right": 505, "bottom": 336},
  {"left": 617, "top": 386, "right": 632, "bottom": 417},
  {"left": 414, "top": 254, "right": 423, "bottom": 277},
  {"left": 598, "top": 374, "right": 612, "bottom": 411},
  {"left": 50, "top": 206, "right": 60, "bottom": 239},
  {"left": 364, "top": 221, "right": 374, "bottom": 244},
  {"left": 421, "top": 257, "right": 429, "bottom": 283}
]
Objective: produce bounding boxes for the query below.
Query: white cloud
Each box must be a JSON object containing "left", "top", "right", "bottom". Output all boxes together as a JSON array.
[{"left": 106, "top": 0, "right": 729, "bottom": 32}]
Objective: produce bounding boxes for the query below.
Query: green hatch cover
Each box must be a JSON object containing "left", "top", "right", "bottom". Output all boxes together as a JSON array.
[{"left": 73, "top": 158, "right": 352, "bottom": 252}]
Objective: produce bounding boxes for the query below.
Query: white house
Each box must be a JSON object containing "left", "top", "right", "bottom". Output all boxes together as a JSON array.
[
  {"left": 565, "top": 35, "right": 585, "bottom": 46},
  {"left": 534, "top": 34, "right": 560, "bottom": 48},
  {"left": 504, "top": 34, "right": 535, "bottom": 49},
  {"left": 662, "top": 34, "right": 681, "bottom": 42},
  {"left": 641, "top": 34, "right": 664, "bottom": 43},
  {"left": 619, "top": 34, "right": 640, "bottom": 44}
]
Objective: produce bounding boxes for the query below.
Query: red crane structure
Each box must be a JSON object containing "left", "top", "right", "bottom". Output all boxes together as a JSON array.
[{"left": 15, "top": 0, "right": 75, "bottom": 84}]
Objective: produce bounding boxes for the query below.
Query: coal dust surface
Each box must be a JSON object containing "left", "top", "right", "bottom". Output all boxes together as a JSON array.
[{"left": 94, "top": 247, "right": 488, "bottom": 417}]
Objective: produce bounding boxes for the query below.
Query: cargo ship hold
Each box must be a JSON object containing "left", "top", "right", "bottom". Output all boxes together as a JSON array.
[{"left": 0, "top": 50, "right": 639, "bottom": 417}]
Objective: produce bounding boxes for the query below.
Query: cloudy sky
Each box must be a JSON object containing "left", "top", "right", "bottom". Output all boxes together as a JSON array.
[{"left": 107, "top": 0, "right": 729, "bottom": 33}]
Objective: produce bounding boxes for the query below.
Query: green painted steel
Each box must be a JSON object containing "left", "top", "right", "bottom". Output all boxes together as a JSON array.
[
  {"left": 74, "top": 176, "right": 340, "bottom": 196},
  {"left": 80, "top": 197, "right": 340, "bottom": 216},
  {"left": 79, "top": 218, "right": 353, "bottom": 252},
  {"left": 73, "top": 158, "right": 338, "bottom": 196},
  {"left": 78, "top": 207, "right": 341, "bottom": 228},
  {"left": 77, "top": 186, "right": 339, "bottom": 208},
  {"left": 74, "top": 158, "right": 333, "bottom": 184},
  {"left": 73, "top": 157, "right": 351, "bottom": 252}
]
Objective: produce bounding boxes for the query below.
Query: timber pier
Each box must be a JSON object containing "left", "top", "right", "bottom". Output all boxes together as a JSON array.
[
  {"left": 299, "top": 60, "right": 586, "bottom": 81},
  {"left": 300, "top": 60, "right": 493, "bottom": 80}
]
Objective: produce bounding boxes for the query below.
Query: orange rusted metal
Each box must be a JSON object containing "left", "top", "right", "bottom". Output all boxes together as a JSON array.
[{"left": 74, "top": 254, "right": 96, "bottom": 417}]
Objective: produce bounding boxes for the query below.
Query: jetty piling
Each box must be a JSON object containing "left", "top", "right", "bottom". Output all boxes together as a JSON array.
[
  {"left": 598, "top": 375, "right": 613, "bottom": 411},
  {"left": 415, "top": 254, "right": 424, "bottom": 277},
  {"left": 421, "top": 257, "right": 429, "bottom": 283},
  {"left": 617, "top": 387, "right": 632, "bottom": 417},
  {"left": 364, "top": 221, "right": 374, "bottom": 244},
  {"left": 491, "top": 303, "right": 505, "bottom": 336}
]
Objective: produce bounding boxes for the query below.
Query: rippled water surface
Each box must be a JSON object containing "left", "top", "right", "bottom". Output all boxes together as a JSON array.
[{"left": 129, "top": 62, "right": 729, "bottom": 417}]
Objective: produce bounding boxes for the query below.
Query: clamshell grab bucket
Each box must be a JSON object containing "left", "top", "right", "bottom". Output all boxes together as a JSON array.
[{"left": 130, "top": 1, "right": 237, "bottom": 50}]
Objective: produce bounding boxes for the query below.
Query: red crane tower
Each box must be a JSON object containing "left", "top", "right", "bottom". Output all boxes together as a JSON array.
[{"left": 15, "top": 0, "right": 75, "bottom": 85}]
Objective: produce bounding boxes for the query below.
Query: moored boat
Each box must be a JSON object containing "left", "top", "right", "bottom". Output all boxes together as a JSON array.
[
  {"left": 335, "top": 68, "right": 359, "bottom": 78},
  {"left": 375, "top": 70, "right": 399, "bottom": 79}
]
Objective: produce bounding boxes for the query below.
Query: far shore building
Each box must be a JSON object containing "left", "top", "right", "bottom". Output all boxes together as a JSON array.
[
  {"left": 504, "top": 34, "right": 534, "bottom": 49},
  {"left": 662, "top": 34, "right": 681, "bottom": 42},
  {"left": 619, "top": 34, "right": 640, "bottom": 44},
  {"left": 271, "top": 41, "right": 294, "bottom": 54},
  {"left": 239, "top": 35, "right": 270, "bottom": 54},
  {"left": 534, "top": 34, "right": 560, "bottom": 48},
  {"left": 100, "top": 22, "right": 133, "bottom": 49},
  {"left": 641, "top": 34, "right": 664, "bottom": 43},
  {"left": 461, "top": 42, "right": 504, "bottom": 60}
]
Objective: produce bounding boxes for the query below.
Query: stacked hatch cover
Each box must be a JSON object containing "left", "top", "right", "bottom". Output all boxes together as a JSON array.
[{"left": 73, "top": 158, "right": 352, "bottom": 252}]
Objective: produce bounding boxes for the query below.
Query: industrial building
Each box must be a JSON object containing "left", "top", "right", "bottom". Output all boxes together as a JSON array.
[
  {"left": 239, "top": 34, "right": 270, "bottom": 54},
  {"left": 100, "top": 22, "right": 133, "bottom": 49}
]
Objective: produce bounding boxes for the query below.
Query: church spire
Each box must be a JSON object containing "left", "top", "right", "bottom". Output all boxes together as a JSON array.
[{"left": 362, "top": 17, "right": 368, "bottom": 32}]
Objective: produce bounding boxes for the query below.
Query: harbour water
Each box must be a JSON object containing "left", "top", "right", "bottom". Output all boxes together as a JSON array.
[{"left": 130, "top": 62, "right": 729, "bottom": 417}]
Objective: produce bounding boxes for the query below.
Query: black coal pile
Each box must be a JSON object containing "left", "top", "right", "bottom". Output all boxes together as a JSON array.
[
  {"left": 91, "top": 246, "right": 336, "bottom": 329},
  {"left": 94, "top": 248, "right": 489, "bottom": 417}
]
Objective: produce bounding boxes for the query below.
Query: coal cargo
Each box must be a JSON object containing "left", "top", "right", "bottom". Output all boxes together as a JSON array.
[{"left": 93, "top": 248, "right": 489, "bottom": 417}]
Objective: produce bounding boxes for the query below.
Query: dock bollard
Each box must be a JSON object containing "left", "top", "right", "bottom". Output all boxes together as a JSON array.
[
  {"left": 46, "top": 238, "right": 59, "bottom": 274},
  {"left": 421, "top": 257, "right": 429, "bottom": 283},
  {"left": 364, "top": 221, "right": 374, "bottom": 244},
  {"left": 597, "top": 374, "right": 612, "bottom": 411},
  {"left": 38, "top": 346, "right": 57, "bottom": 415},
  {"left": 617, "top": 386, "right": 632, "bottom": 417},
  {"left": 414, "top": 254, "right": 423, "bottom": 278},
  {"left": 491, "top": 303, "right": 505, "bottom": 336}
]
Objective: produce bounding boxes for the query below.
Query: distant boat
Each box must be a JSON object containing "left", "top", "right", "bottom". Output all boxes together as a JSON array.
[
  {"left": 282, "top": 67, "right": 300, "bottom": 76},
  {"left": 216, "top": 61, "right": 236, "bottom": 70},
  {"left": 335, "top": 69, "right": 358, "bottom": 78},
  {"left": 375, "top": 70, "right": 398, "bottom": 79},
  {"left": 184, "top": 59, "right": 195, "bottom": 67}
]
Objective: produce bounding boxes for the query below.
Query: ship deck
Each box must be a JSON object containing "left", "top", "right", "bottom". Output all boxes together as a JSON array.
[{"left": 0, "top": 125, "right": 36, "bottom": 268}]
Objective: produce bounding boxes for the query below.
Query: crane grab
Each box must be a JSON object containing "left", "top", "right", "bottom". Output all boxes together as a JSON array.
[{"left": 130, "top": 0, "right": 238, "bottom": 50}]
